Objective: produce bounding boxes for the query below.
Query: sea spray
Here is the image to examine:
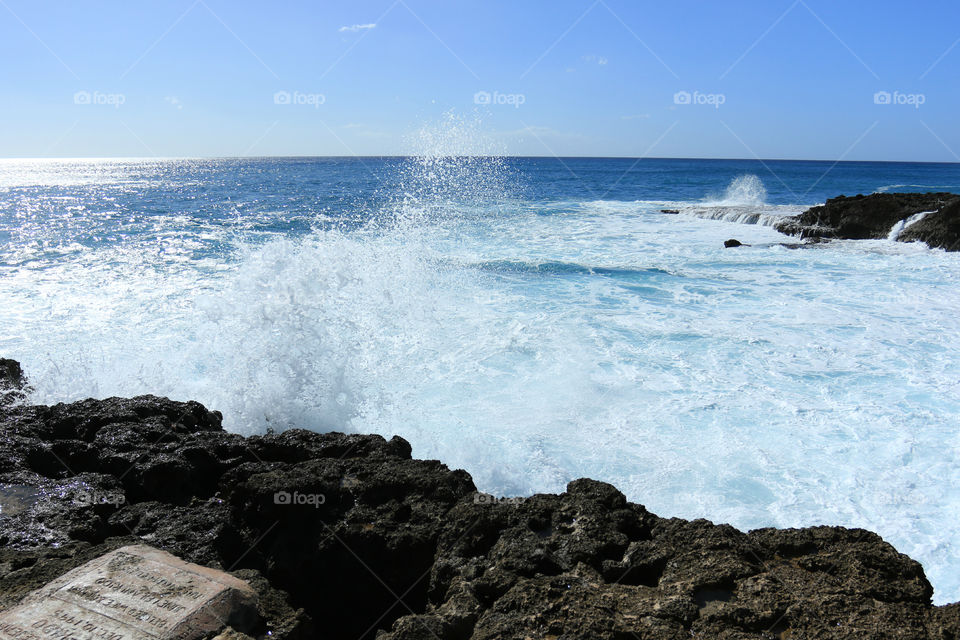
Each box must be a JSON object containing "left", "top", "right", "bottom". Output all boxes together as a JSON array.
[
  {"left": 384, "top": 112, "right": 516, "bottom": 228},
  {"left": 180, "top": 114, "right": 519, "bottom": 435},
  {"left": 707, "top": 174, "right": 769, "bottom": 206},
  {"left": 678, "top": 175, "right": 798, "bottom": 225}
]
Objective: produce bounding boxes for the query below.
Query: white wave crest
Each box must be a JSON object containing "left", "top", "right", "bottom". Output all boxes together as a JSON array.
[{"left": 706, "top": 174, "right": 768, "bottom": 206}]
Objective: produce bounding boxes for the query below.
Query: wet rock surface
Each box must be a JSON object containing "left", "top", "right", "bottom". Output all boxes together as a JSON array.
[
  {"left": 0, "top": 360, "right": 957, "bottom": 639},
  {"left": 0, "top": 360, "right": 25, "bottom": 409},
  {"left": 898, "top": 199, "right": 960, "bottom": 252},
  {"left": 775, "top": 192, "right": 960, "bottom": 250}
]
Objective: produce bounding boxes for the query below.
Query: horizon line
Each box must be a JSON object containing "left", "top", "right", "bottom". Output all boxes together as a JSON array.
[{"left": 1, "top": 155, "right": 959, "bottom": 166}]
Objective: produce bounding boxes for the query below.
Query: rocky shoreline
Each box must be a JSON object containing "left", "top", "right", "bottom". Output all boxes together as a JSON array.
[
  {"left": 773, "top": 192, "right": 960, "bottom": 251},
  {"left": 1, "top": 360, "right": 958, "bottom": 639}
]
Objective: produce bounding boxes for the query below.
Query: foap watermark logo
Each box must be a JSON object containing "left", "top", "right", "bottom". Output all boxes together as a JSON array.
[
  {"left": 873, "top": 90, "right": 925, "bottom": 109},
  {"left": 72, "top": 490, "right": 126, "bottom": 507},
  {"left": 73, "top": 90, "right": 126, "bottom": 109},
  {"left": 273, "top": 90, "right": 326, "bottom": 108},
  {"left": 474, "top": 90, "right": 526, "bottom": 108},
  {"left": 674, "top": 90, "right": 725, "bottom": 109},
  {"left": 473, "top": 492, "right": 527, "bottom": 506},
  {"left": 274, "top": 490, "right": 326, "bottom": 508},
  {"left": 673, "top": 291, "right": 712, "bottom": 306}
]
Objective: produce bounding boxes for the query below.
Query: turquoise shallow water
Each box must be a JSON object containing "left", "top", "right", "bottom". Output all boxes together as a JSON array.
[{"left": 2, "top": 155, "right": 960, "bottom": 602}]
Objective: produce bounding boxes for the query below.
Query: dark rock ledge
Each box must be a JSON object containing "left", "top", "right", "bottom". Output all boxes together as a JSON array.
[
  {"left": 774, "top": 192, "right": 960, "bottom": 251},
  {"left": 1, "top": 360, "right": 958, "bottom": 639}
]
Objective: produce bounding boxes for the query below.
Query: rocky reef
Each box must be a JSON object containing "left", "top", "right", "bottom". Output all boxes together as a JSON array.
[
  {"left": 774, "top": 192, "right": 960, "bottom": 250},
  {"left": 1, "top": 360, "right": 958, "bottom": 639}
]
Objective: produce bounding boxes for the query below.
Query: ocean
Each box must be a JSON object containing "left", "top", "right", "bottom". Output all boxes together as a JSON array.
[{"left": 2, "top": 151, "right": 960, "bottom": 602}]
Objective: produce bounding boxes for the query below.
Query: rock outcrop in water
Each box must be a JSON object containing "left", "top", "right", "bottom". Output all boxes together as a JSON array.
[
  {"left": 1, "top": 360, "right": 958, "bottom": 639},
  {"left": 774, "top": 192, "right": 960, "bottom": 250}
]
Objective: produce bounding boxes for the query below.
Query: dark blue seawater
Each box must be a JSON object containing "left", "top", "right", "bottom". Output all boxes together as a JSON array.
[
  {"left": 509, "top": 157, "right": 960, "bottom": 203},
  {"left": 3, "top": 157, "right": 959, "bottom": 264}
]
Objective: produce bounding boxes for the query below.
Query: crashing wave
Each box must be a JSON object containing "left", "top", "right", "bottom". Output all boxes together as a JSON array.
[
  {"left": 706, "top": 174, "right": 768, "bottom": 206},
  {"left": 664, "top": 175, "right": 807, "bottom": 226},
  {"left": 677, "top": 205, "right": 796, "bottom": 227},
  {"left": 887, "top": 210, "right": 935, "bottom": 241}
]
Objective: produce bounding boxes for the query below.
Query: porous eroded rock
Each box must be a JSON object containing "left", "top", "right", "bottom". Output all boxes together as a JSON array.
[
  {"left": 774, "top": 192, "right": 960, "bottom": 250},
  {"left": 0, "top": 378, "right": 473, "bottom": 638},
  {"left": 0, "top": 359, "right": 957, "bottom": 639},
  {"left": 378, "top": 481, "right": 939, "bottom": 639}
]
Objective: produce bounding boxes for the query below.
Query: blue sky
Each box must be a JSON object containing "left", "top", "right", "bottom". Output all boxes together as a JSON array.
[{"left": 1, "top": 0, "right": 958, "bottom": 160}]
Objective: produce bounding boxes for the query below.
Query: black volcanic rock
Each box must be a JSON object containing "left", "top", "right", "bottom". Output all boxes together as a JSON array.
[
  {"left": 379, "top": 490, "right": 940, "bottom": 639},
  {"left": 0, "top": 380, "right": 473, "bottom": 638},
  {"left": 0, "top": 358, "right": 957, "bottom": 639},
  {"left": 0, "top": 359, "right": 26, "bottom": 408},
  {"left": 775, "top": 192, "right": 960, "bottom": 250},
  {"left": 0, "top": 360, "right": 23, "bottom": 389}
]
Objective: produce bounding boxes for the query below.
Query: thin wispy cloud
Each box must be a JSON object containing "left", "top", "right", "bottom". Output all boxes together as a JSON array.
[
  {"left": 339, "top": 23, "right": 376, "bottom": 33},
  {"left": 583, "top": 54, "right": 608, "bottom": 65}
]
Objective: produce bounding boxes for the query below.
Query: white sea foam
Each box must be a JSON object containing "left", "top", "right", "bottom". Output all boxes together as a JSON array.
[{"left": 677, "top": 205, "right": 798, "bottom": 226}]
